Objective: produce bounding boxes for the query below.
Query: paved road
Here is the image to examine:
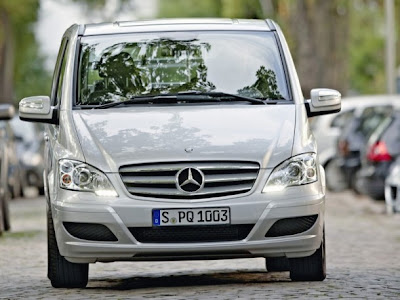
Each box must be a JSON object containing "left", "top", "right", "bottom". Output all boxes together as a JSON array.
[{"left": 0, "top": 192, "right": 399, "bottom": 299}]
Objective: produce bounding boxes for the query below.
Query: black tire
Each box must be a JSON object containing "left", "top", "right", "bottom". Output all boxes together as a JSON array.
[
  {"left": 325, "top": 159, "right": 348, "bottom": 192},
  {"left": 47, "top": 208, "right": 89, "bottom": 288},
  {"left": 38, "top": 186, "right": 45, "bottom": 196},
  {"left": 266, "top": 257, "right": 290, "bottom": 272},
  {"left": 2, "top": 191, "right": 11, "bottom": 231},
  {"left": 289, "top": 231, "right": 326, "bottom": 281}
]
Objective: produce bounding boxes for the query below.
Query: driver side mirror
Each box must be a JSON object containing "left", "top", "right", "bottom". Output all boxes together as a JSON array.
[
  {"left": 305, "top": 89, "right": 341, "bottom": 117},
  {"left": 19, "top": 96, "right": 58, "bottom": 124}
]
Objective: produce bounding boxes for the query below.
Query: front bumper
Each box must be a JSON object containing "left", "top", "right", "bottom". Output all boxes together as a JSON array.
[{"left": 51, "top": 179, "right": 325, "bottom": 264}]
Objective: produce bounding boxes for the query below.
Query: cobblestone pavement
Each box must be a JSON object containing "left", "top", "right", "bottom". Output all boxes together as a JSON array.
[{"left": 1, "top": 191, "right": 400, "bottom": 299}]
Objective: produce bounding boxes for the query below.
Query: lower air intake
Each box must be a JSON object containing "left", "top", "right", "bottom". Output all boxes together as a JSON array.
[
  {"left": 129, "top": 224, "right": 254, "bottom": 243},
  {"left": 63, "top": 222, "right": 118, "bottom": 242},
  {"left": 265, "top": 215, "right": 318, "bottom": 237}
]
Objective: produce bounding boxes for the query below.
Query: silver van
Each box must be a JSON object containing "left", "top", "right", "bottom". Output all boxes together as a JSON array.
[{"left": 19, "top": 19, "right": 341, "bottom": 288}]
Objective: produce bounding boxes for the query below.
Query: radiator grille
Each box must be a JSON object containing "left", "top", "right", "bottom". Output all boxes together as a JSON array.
[
  {"left": 129, "top": 224, "right": 254, "bottom": 243},
  {"left": 265, "top": 215, "right": 318, "bottom": 237},
  {"left": 120, "top": 161, "right": 259, "bottom": 199}
]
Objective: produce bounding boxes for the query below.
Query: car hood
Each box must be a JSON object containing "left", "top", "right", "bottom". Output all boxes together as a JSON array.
[{"left": 72, "top": 105, "right": 295, "bottom": 172}]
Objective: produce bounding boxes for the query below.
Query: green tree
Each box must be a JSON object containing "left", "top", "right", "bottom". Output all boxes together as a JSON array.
[
  {"left": 0, "top": 0, "right": 50, "bottom": 105},
  {"left": 158, "top": 0, "right": 400, "bottom": 96}
]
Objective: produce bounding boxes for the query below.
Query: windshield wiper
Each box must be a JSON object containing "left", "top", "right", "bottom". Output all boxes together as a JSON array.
[
  {"left": 92, "top": 91, "right": 268, "bottom": 109},
  {"left": 93, "top": 95, "right": 222, "bottom": 109},
  {"left": 174, "top": 91, "right": 268, "bottom": 105}
]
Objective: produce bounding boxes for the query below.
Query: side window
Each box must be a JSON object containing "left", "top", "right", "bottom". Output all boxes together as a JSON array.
[
  {"left": 330, "top": 109, "right": 354, "bottom": 129},
  {"left": 50, "top": 38, "right": 69, "bottom": 106}
]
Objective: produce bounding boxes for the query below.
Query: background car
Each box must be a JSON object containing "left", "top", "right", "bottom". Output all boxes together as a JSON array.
[
  {"left": 335, "top": 95, "right": 400, "bottom": 193},
  {"left": 0, "top": 104, "right": 15, "bottom": 234},
  {"left": 311, "top": 99, "right": 355, "bottom": 191},
  {"left": 356, "top": 111, "right": 400, "bottom": 200},
  {"left": 0, "top": 117, "right": 22, "bottom": 199},
  {"left": 312, "top": 95, "right": 400, "bottom": 192},
  {"left": 384, "top": 157, "right": 400, "bottom": 214},
  {"left": 10, "top": 117, "right": 45, "bottom": 195}
]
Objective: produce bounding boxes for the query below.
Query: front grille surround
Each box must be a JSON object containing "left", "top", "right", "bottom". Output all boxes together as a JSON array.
[
  {"left": 129, "top": 224, "right": 254, "bottom": 243},
  {"left": 119, "top": 161, "right": 260, "bottom": 199}
]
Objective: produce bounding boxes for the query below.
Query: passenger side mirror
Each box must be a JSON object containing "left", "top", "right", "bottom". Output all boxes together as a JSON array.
[
  {"left": 19, "top": 96, "right": 58, "bottom": 124},
  {"left": 0, "top": 104, "right": 15, "bottom": 120},
  {"left": 305, "top": 89, "right": 341, "bottom": 117}
]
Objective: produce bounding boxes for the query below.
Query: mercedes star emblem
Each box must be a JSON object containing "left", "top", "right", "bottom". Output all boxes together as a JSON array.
[
  {"left": 185, "top": 147, "right": 194, "bottom": 153},
  {"left": 176, "top": 167, "right": 205, "bottom": 193}
]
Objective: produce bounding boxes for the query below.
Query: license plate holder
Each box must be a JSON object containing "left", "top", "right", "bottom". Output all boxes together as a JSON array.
[{"left": 152, "top": 207, "right": 230, "bottom": 226}]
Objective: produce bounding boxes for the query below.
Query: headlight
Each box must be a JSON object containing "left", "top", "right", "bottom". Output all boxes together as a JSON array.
[
  {"left": 263, "top": 153, "right": 318, "bottom": 193},
  {"left": 59, "top": 159, "right": 118, "bottom": 197}
]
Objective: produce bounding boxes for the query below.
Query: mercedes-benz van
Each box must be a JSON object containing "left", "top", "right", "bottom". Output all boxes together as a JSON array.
[{"left": 19, "top": 19, "right": 341, "bottom": 288}]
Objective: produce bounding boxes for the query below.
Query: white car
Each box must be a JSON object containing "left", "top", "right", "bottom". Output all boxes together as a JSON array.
[
  {"left": 19, "top": 19, "right": 341, "bottom": 288},
  {"left": 385, "top": 158, "right": 400, "bottom": 213}
]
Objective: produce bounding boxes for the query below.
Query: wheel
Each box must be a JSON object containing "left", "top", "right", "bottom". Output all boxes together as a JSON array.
[
  {"left": 0, "top": 195, "right": 4, "bottom": 236},
  {"left": 325, "top": 159, "right": 347, "bottom": 192},
  {"left": 47, "top": 208, "right": 89, "bottom": 288},
  {"left": 266, "top": 257, "right": 290, "bottom": 272},
  {"left": 2, "top": 191, "right": 11, "bottom": 231},
  {"left": 38, "top": 186, "right": 45, "bottom": 196},
  {"left": 289, "top": 230, "right": 326, "bottom": 281}
]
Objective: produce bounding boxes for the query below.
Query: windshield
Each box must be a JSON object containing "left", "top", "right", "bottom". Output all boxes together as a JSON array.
[{"left": 77, "top": 31, "right": 290, "bottom": 106}]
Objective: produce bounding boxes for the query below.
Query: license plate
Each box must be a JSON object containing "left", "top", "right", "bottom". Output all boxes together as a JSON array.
[{"left": 152, "top": 208, "right": 230, "bottom": 226}]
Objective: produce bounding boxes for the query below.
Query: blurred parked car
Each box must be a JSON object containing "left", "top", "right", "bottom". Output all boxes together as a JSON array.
[
  {"left": 312, "top": 95, "right": 399, "bottom": 192},
  {"left": 0, "top": 115, "right": 22, "bottom": 199},
  {"left": 384, "top": 157, "right": 400, "bottom": 213},
  {"left": 357, "top": 111, "right": 400, "bottom": 200},
  {"left": 336, "top": 95, "right": 400, "bottom": 193},
  {"left": 311, "top": 99, "right": 356, "bottom": 191},
  {"left": 0, "top": 104, "right": 15, "bottom": 234},
  {"left": 10, "top": 117, "right": 45, "bottom": 195}
]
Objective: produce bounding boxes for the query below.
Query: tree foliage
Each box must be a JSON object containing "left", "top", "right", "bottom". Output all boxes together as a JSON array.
[
  {"left": 158, "top": 0, "right": 399, "bottom": 96},
  {"left": 0, "top": 0, "right": 50, "bottom": 104}
]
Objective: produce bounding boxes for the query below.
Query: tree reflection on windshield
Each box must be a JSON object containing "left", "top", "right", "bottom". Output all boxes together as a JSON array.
[
  {"left": 78, "top": 31, "right": 289, "bottom": 105},
  {"left": 81, "top": 38, "right": 215, "bottom": 105},
  {"left": 238, "top": 66, "right": 283, "bottom": 100}
]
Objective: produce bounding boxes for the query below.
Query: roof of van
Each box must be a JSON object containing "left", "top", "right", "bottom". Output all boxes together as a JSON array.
[{"left": 81, "top": 18, "right": 273, "bottom": 36}]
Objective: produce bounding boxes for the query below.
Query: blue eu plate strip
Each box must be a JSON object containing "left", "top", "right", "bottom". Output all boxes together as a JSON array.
[{"left": 153, "top": 210, "right": 161, "bottom": 226}]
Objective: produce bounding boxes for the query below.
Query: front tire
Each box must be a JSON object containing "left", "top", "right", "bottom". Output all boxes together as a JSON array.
[
  {"left": 47, "top": 208, "right": 89, "bottom": 288},
  {"left": 289, "top": 230, "right": 326, "bottom": 281}
]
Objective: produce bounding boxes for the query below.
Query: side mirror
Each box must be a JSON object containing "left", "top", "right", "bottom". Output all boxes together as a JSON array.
[
  {"left": 0, "top": 104, "right": 15, "bottom": 120},
  {"left": 19, "top": 96, "right": 58, "bottom": 124},
  {"left": 305, "top": 88, "right": 341, "bottom": 117}
]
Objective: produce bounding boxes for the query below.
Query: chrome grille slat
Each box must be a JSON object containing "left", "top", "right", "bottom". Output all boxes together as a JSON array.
[
  {"left": 127, "top": 184, "right": 253, "bottom": 196},
  {"left": 122, "top": 176, "right": 176, "bottom": 184},
  {"left": 120, "top": 162, "right": 259, "bottom": 173},
  {"left": 120, "top": 161, "right": 259, "bottom": 199},
  {"left": 204, "top": 173, "right": 257, "bottom": 183}
]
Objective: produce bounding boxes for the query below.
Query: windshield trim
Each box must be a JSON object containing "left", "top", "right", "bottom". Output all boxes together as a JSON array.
[{"left": 73, "top": 30, "right": 293, "bottom": 108}]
